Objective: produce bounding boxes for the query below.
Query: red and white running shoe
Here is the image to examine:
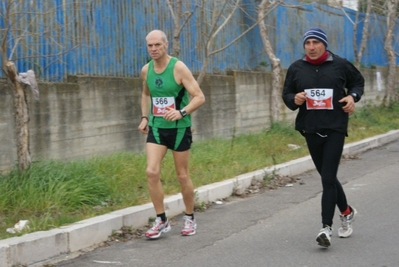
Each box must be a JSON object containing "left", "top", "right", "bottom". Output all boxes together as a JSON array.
[
  {"left": 145, "top": 217, "right": 171, "bottom": 239},
  {"left": 181, "top": 215, "right": 197, "bottom": 236}
]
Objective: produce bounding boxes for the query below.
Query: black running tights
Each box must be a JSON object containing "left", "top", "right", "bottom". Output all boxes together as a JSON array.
[{"left": 304, "top": 131, "right": 348, "bottom": 227}]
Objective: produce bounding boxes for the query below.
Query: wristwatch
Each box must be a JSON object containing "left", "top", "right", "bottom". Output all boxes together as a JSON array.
[
  {"left": 179, "top": 109, "right": 187, "bottom": 117},
  {"left": 350, "top": 93, "right": 359, "bottom": 102}
]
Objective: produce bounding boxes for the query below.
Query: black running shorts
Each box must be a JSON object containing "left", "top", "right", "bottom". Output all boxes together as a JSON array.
[{"left": 147, "top": 126, "right": 192, "bottom": 151}]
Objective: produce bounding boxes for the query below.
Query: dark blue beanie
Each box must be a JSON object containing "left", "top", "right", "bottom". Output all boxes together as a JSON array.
[{"left": 303, "top": 28, "right": 328, "bottom": 48}]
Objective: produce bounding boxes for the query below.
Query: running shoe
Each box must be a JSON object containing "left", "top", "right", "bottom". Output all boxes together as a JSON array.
[
  {"left": 145, "top": 217, "right": 171, "bottom": 239},
  {"left": 181, "top": 215, "right": 197, "bottom": 236},
  {"left": 338, "top": 206, "right": 357, "bottom": 238},
  {"left": 316, "top": 226, "right": 332, "bottom": 247}
]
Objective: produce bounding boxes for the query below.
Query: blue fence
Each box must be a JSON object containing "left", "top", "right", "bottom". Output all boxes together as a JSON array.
[{"left": 0, "top": 0, "right": 397, "bottom": 82}]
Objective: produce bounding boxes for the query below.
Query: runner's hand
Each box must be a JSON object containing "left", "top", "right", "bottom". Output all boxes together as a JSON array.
[
  {"left": 164, "top": 107, "right": 182, "bottom": 121},
  {"left": 339, "top": 96, "right": 355, "bottom": 115},
  {"left": 138, "top": 117, "right": 149, "bottom": 134},
  {"left": 294, "top": 92, "right": 307, "bottom": 106}
]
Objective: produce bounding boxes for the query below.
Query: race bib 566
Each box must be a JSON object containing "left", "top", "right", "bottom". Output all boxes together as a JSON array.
[{"left": 152, "top": 97, "right": 175, "bottom": 116}]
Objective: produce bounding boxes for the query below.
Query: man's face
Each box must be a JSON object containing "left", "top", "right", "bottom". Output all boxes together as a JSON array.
[
  {"left": 304, "top": 38, "right": 326, "bottom": 60},
  {"left": 146, "top": 33, "right": 168, "bottom": 60}
]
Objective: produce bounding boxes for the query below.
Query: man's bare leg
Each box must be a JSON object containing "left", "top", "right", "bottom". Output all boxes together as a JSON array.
[
  {"left": 146, "top": 143, "right": 168, "bottom": 214},
  {"left": 173, "top": 149, "right": 197, "bottom": 236},
  {"left": 173, "top": 150, "right": 194, "bottom": 214}
]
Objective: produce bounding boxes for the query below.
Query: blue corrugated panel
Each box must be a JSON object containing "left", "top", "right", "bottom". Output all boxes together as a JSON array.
[{"left": 0, "top": 0, "right": 397, "bottom": 82}]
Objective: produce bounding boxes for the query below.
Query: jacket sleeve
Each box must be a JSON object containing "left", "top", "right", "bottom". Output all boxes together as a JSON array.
[
  {"left": 282, "top": 65, "right": 299, "bottom": 111},
  {"left": 345, "top": 60, "right": 365, "bottom": 101}
]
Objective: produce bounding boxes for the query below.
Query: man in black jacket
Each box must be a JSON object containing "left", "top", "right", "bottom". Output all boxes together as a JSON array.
[{"left": 282, "top": 27, "right": 364, "bottom": 248}]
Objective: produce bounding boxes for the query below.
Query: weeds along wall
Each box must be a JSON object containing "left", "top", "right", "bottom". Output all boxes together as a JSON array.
[{"left": 0, "top": 68, "right": 390, "bottom": 170}]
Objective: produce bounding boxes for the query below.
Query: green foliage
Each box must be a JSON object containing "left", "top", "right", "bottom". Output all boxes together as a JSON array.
[
  {"left": 194, "top": 191, "right": 208, "bottom": 212},
  {"left": 0, "top": 104, "right": 399, "bottom": 239},
  {"left": 259, "top": 61, "right": 269, "bottom": 67},
  {"left": 346, "top": 102, "right": 399, "bottom": 142},
  {"left": 0, "top": 160, "right": 111, "bottom": 237}
]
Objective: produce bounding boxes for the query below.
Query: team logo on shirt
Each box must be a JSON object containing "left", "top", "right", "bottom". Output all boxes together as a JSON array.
[{"left": 154, "top": 77, "right": 163, "bottom": 88}]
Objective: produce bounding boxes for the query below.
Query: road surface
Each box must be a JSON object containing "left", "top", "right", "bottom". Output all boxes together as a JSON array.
[{"left": 55, "top": 139, "right": 399, "bottom": 267}]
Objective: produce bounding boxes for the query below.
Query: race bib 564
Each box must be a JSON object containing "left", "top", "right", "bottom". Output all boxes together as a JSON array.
[{"left": 304, "top": 88, "right": 333, "bottom": 110}]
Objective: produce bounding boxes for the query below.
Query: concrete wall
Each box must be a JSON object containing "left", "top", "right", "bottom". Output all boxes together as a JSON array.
[
  {"left": 0, "top": 87, "right": 15, "bottom": 169},
  {"left": 0, "top": 68, "right": 389, "bottom": 170}
]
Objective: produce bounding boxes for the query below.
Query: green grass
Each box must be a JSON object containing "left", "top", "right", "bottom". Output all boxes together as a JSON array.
[{"left": 1, "top": 103, "right": 399, "bottom": 239}]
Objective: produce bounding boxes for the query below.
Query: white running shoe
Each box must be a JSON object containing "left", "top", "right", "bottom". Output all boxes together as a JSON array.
[
  {"left": 145, "top": 217, "right": 171, "bottom": 239},
  {"left": 316, "top": 226, "right": 332, "bottom": 248},
  {"left": 181, "top": 215, "right": 197, "bottom": 236},
  {"left": 338, "top": 207, "right": 357, "bottom": 238}
]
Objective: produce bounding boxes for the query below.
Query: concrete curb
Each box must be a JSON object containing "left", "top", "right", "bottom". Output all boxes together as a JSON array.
[{"left": 1, "top": 130, "right": 398, "bottom": 267}]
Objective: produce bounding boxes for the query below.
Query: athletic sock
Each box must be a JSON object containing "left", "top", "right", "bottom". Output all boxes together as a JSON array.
[
  {"left": 157, "top": 212, "right": 167, "bottom": 222},
  {"left": 185, "top": 213, "right": 194, "bottom": 220}
]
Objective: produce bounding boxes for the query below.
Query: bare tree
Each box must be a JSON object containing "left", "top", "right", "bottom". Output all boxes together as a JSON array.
[
  {"left": 3, "top": 61, "right": 31, "bottom": 171},
  {"left": 166, "top": 0, "right": 197, "bottom": 57},
  {"left": 176, "top": 0, "right": 284, "bottom": 121},
  {"left": 258, "top": 0, "right": 283, "bottom": 123},
  {"left": 333, "top": 0, "right": 372, "bottom": 68},
  {"left": 196, "top": 0, "right": 241, "bottom": 85},
  {"left": 193, "top": 0, "right": 274, "bottom": 86},
  {"left": 383, "top": 0, "right": 399, "bottom": 104},
  {"left": 0, "top": 0, "right": 89, "bottom": 171},
  {"left": 353, "top": 0, "right": 372, "bottom": 68}
]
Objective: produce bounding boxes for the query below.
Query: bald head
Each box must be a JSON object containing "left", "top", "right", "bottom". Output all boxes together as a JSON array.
[
  {"left": 145, "top": 30, "right": 169, "bottom": 60},
  {"left": 146, "top": 30, "right": 168, "bottom": 43}
]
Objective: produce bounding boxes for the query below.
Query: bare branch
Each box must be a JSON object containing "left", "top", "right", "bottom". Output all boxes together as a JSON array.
[
  {"left": 166, "top": 0, "right": 177, "bottom": 20},
  {"left": 210, "top": 1, "right": 279, "bottom": 56},
  {"left": 206, "top": 0, "right": 239, "bottom": 54},
  {"left": 13, "top": 44, "right": 80, "bottom": 61},
  {"left": 176, "top": 5, "right": 197, "bottom": 37},
  {"left": 168, "top": 0, "right": 197, "bottom": 57},
  {"left": 197, "top": 0, "right": 241, "bottom": 84},
  {"left": 333, "top": 0, "right": 355, "bottom": 24},
  {"left": 207, "top": 0, "right": 231, "bottom": 46},
  {"left": 1, "top": 2, "right": 12, "bottom": 68}
]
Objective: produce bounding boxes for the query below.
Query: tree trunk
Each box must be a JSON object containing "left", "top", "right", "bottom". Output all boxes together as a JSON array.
[
  {"left": 168, "top": 0, "right": 182, "bottom": 57},
  {"left": 5, "top": 61, "right": 31, "bottom": 171},
  {"left": 383, "top": 0, "right": 398, "bottom": 105},
  {"left": 167, "top": 0, "right": 197, "bottom": 58},
  {"left": 357, "top": 0, "right": 372, "bottom": 68},
  {"left": 258, "top": 0, "right": 282, "bottom": 123}
]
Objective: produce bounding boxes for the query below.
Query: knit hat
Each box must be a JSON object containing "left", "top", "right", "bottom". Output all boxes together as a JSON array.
[{"left": 303, "top": 28, "right": 328, "bottom": 48}]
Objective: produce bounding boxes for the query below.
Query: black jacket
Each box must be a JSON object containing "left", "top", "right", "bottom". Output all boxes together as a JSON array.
[{"left": 282, "top": 52, "right": 365, "bottom": 135}]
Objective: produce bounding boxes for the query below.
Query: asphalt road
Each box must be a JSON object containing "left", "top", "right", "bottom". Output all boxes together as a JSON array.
[{"left": 55, "top": 139, "right": 399, "bottom": 267}]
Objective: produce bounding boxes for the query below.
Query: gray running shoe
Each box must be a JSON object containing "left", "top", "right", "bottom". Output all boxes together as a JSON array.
[
  {"left": 316, "top": 226, "right": 332, "bottom": 248},
  {"left": 338, "top": 207, "right": 357, "bottom": 238}
]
